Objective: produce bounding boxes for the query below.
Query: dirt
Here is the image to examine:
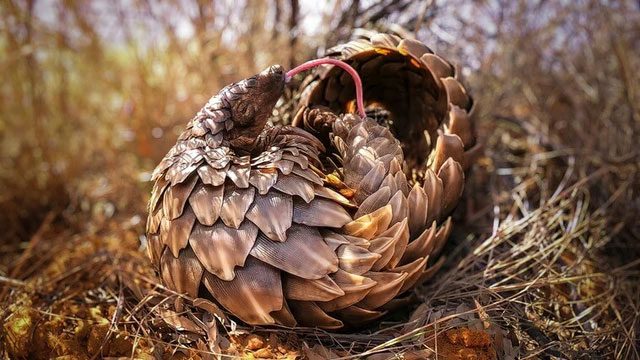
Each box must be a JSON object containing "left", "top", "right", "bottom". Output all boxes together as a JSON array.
[{"left": 438, "top": 328, "right": 497, "bottom": 360}]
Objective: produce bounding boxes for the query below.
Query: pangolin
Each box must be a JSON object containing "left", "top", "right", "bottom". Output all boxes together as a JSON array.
[{"left": 145, "top": 33, "right": 477, "bottom": 329}]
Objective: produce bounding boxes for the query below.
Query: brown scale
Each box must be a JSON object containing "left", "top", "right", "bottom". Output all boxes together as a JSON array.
[{"left": 146, "top": 33, "right": 478, "bottom": 330}]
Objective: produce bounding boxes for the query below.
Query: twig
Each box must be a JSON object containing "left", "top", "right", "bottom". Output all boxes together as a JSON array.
[{"left": 0, "top": 211, "right": 55, "bottom": 301}]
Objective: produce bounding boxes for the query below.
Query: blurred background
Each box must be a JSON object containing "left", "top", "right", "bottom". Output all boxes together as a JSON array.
[
  {"left": 0, "top": 0, "right": 639, "bottom": 357},
  {"left": 2, "top": 0, "right": 638, "bottom": 245}
]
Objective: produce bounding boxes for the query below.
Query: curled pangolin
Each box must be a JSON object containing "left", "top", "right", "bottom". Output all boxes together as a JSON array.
[{"left": 145, "top": 33, "right": 477, "bottom": 329}]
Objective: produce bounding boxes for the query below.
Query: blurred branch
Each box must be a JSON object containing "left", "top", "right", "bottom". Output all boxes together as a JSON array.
[{"left": 288, "top": 0, "right": 298, "bottom": 68}]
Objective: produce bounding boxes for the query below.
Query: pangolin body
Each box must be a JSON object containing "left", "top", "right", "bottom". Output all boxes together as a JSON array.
[{"left": 146, "top": 33, "right": 477, "bottom": 329}]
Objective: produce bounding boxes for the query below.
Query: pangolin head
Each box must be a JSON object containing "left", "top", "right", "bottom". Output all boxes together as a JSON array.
[{"left": 227, "top": 65, "right": 285, "bottom": 152}]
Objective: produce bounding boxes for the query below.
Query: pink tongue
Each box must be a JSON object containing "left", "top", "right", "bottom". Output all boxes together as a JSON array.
[{"left": 286, "top": 58, "right": 366, "bottom": 118}]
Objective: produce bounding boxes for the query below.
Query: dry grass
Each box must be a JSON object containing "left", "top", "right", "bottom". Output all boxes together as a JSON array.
[{"left": 1, "top": 1, "right": 639, "bottom": 359}]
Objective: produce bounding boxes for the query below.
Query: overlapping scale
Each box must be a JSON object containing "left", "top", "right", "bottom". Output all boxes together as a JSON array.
[
  {"left": 189, "top": 221, "right": 258, "bottom": 281},
  {"left": 292, "top": 197, "right": 352, "bottom": 228},
  {"left": 284, "top": 275, "right": 345, "bottom": 302},
  {"left": 202, "top": 256, "right": 283, "bottom": 325},
  {"left": 245, "top": 191, "right": 293, "bottom": 241},
  {"left": 249, "top": 225, "right": 338, "bottom": 279},
  {"left": 188, "top": 183, "right": 223, "bottom": 226},
  {"left": 219, "top": 186, "right": 255, "bottom": 229},
  {"left": 160, "top": 247, "right": 203, "bottom": 298}
]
